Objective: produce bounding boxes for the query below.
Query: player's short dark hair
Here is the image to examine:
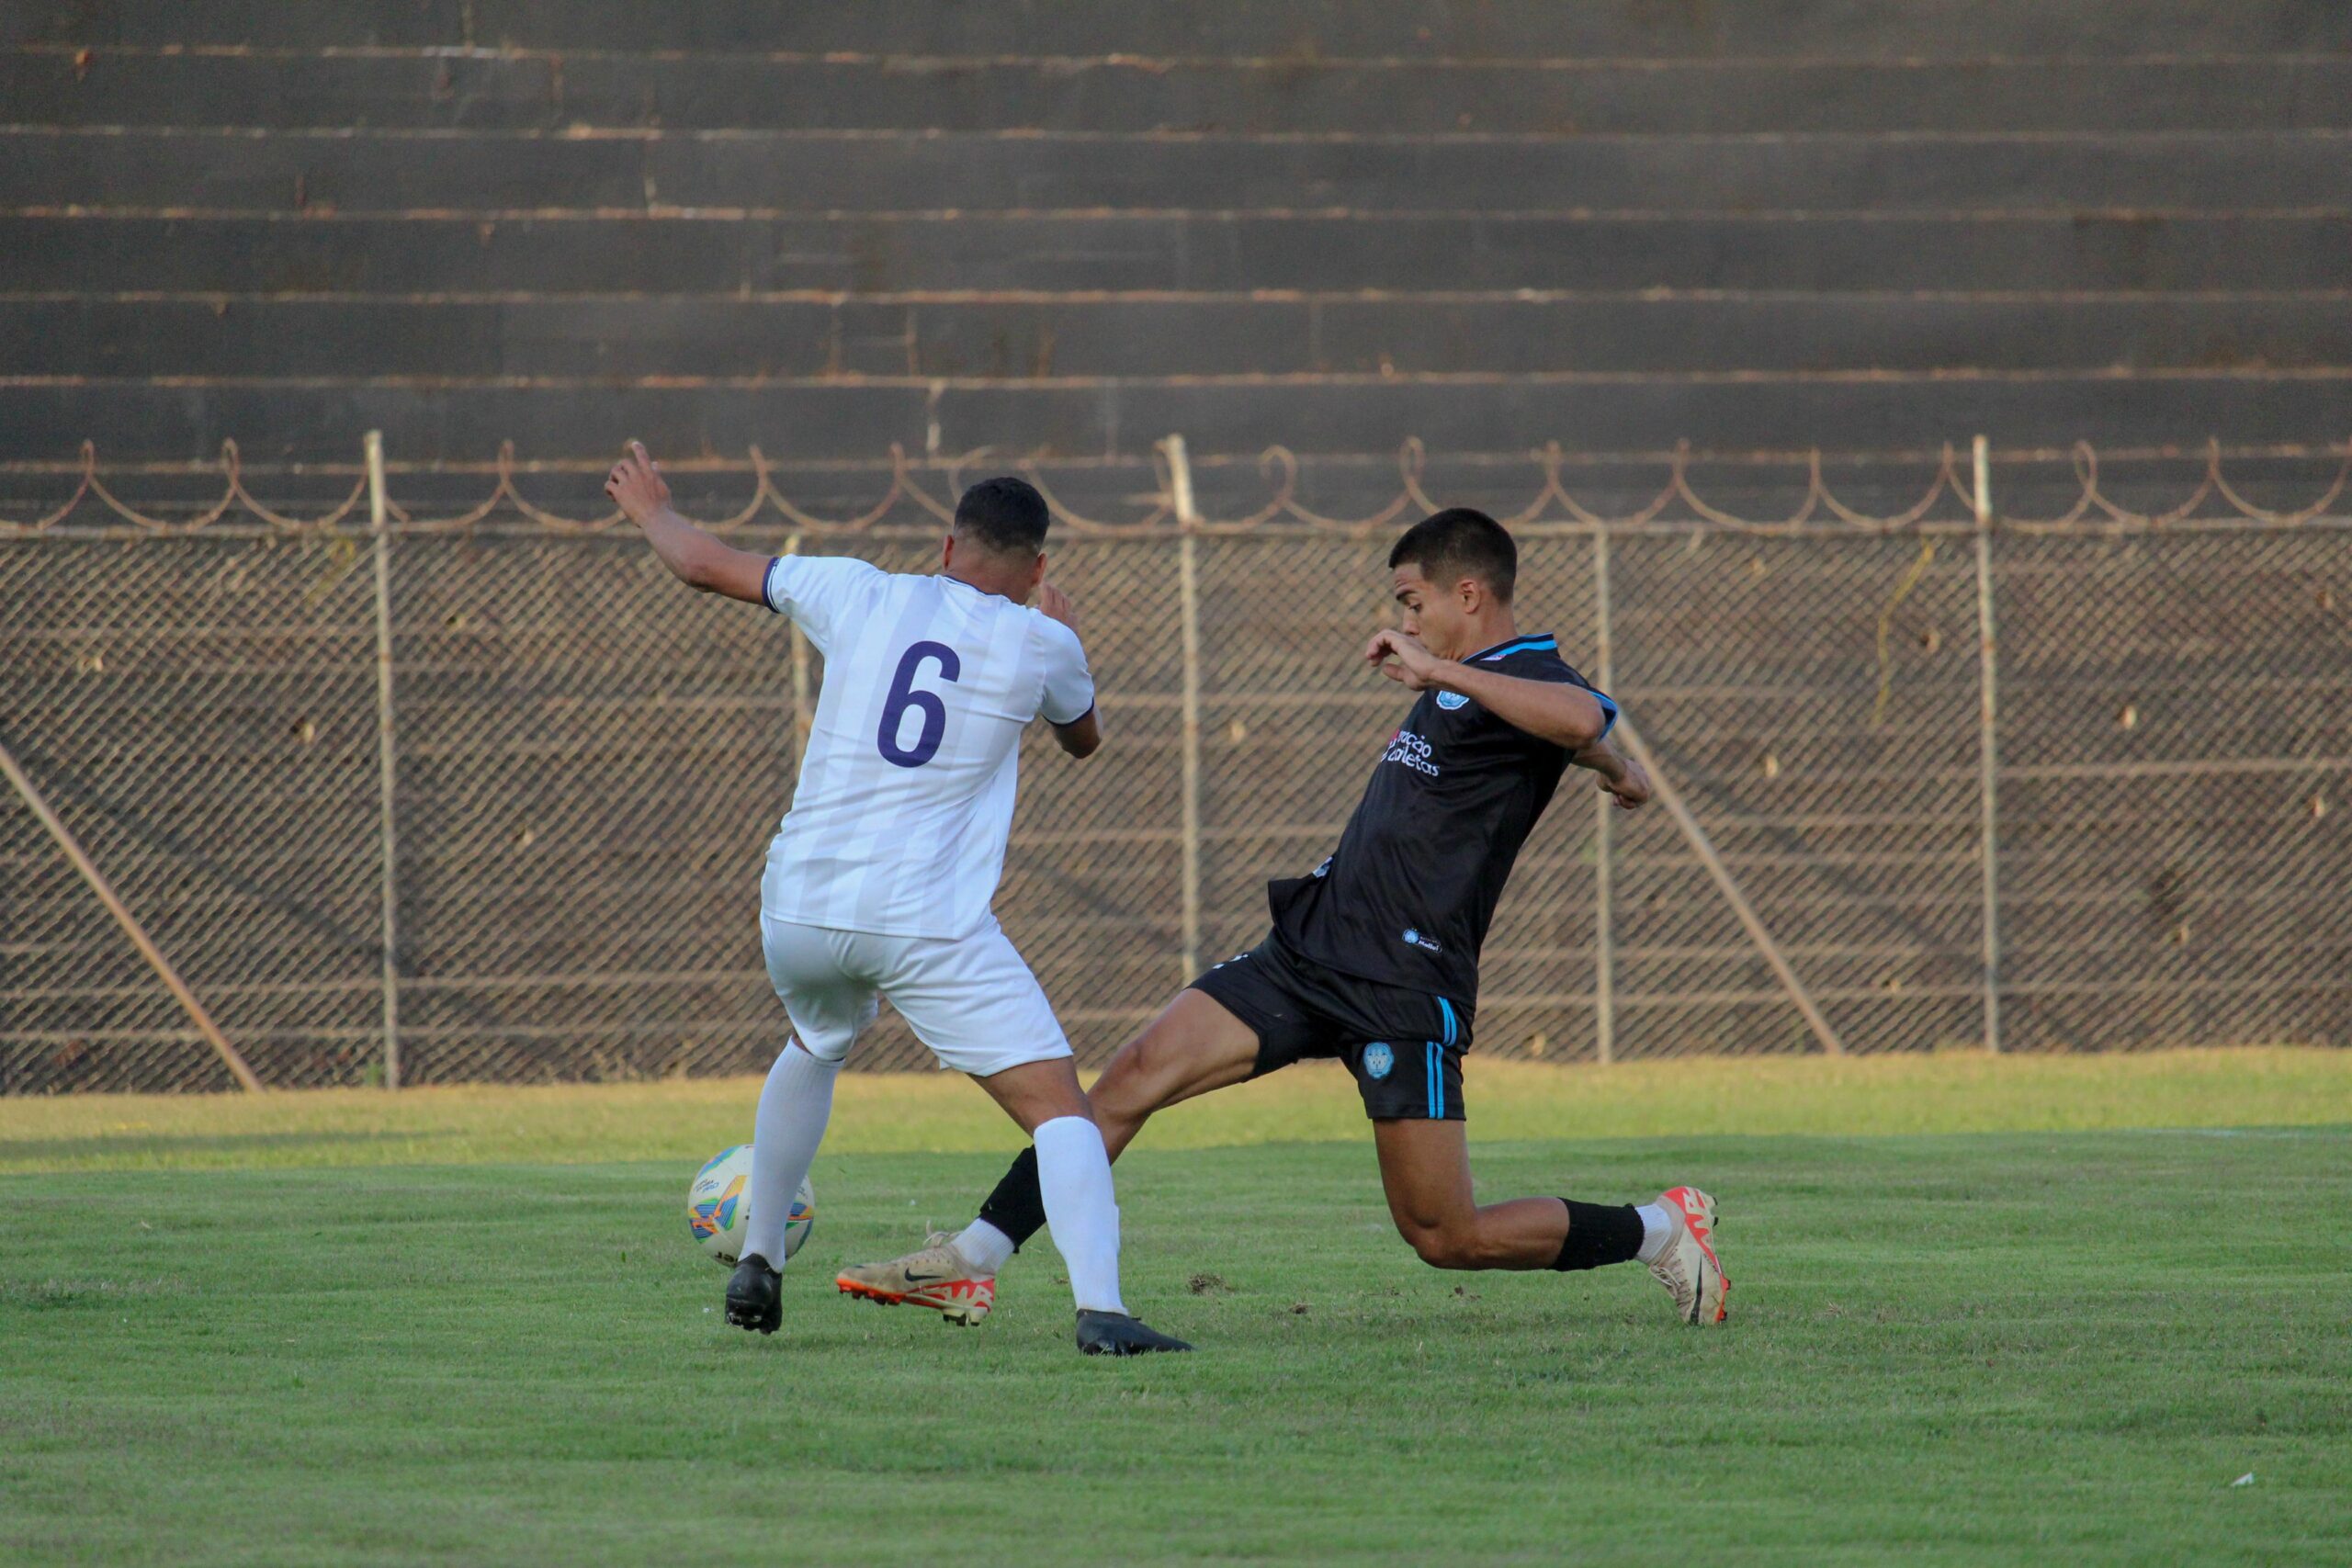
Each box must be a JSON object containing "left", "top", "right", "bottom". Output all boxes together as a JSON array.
[
  {"left": 953, "top": 476, "right": 1051, "bottom": 557},
  {"left": 1388, "top": 508, "right": 1517, "bottom": 604}
]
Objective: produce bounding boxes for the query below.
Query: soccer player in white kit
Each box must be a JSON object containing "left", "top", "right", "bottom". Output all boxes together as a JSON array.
[{"left": 605, "top": 443, "right": 1190, "bottom": 1356}]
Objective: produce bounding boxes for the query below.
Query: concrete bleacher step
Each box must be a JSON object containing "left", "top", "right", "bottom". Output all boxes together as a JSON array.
[
  {"left": 13, "top": 373, "right": 2344, "bottom": 467},
  {"left": 13, "top": 125, "right": 2349, "bottom": 215},
  {"left": 17, "top": 0, "right": 2352, "bottom": 58},
  {"left": 3, "top": 213, "right": 2344, "bottom": 295},
  {"left": 5, "top": 5, "right": 2346, "bottom": 468},
  {"left": 13, "top": 50, "right": 2351, "bottom": 136},
  {"left": 12, "top": 295, "right": 2348, "bottom": 379}
]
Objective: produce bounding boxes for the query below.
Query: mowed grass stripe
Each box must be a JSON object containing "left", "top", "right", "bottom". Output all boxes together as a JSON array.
[
  {"left": 1, "top": 1130, "right": 2347, "bottom": 1565},
  {"left": 4, "top": 1046, "right": 2347, "bottom": 1174}
]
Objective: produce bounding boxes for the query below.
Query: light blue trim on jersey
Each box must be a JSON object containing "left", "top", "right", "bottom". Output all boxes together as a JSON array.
[
  {"left": 1466, "top": 633, "right": 1621, "bottom": 737},
  {"left": 1470, "top": 634, "right": 1558, "bottom": 663},
  {"left": 1426, "top": 1042, "right": 1442, "bottom": 1118},
  {"left": 1437, "top": 997, "right": 1458, "bottom": 1047}
]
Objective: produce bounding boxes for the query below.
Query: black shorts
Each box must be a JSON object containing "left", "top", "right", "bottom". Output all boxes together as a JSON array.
[{"left": 1189, "top": 931, "right": 1470, "bottom": 1122}]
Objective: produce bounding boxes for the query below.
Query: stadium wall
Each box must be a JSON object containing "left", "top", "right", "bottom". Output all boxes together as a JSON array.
[{"left": 3, "top": 4, "right": 2347, "bottom": 1088}]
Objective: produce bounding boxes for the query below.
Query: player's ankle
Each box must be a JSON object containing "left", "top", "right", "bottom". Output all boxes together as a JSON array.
[
  {"left": 953, "top": 1219, "right": 1015, "bottom": 1275},
  {"left": 1634, "top": 1203, "right": 1671, "bottom": 1264}
]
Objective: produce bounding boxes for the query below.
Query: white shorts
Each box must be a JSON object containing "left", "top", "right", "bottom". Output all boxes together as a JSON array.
[{"left": 758, "top": 914, "right": 1074, "bottom": 1077}]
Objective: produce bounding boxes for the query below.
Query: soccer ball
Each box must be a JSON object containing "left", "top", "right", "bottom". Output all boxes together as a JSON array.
[{"left": 686, "top": 1144, "right": 813, "bottom": 1266}]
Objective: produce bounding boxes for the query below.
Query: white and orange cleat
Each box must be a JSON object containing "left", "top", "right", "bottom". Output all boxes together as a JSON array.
[
  {"left": 1647, "top": 1186, "right": 1729, "bottom": 1325},
  {"left": 835, "top": 1231, "right": 996, "bottom": 1326}
]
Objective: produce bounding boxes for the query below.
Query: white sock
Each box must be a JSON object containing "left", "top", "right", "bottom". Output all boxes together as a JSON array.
[
  {"left": 953, "top": 1218, "right": 1016, "bottom": 1276},
  {"left": 1634, "top": 1202, "right": 1672, "bottom": 1264},
  {"left": 1032, "top": 1116, "right": 1126, "bottom": 1315},
  {"left": 741, "top": 1041, "right": 840, "bottom": 1268}
]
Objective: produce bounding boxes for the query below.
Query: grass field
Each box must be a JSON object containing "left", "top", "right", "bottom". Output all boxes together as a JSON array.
[{"left": 4, "top": 1051, "right": 2349, "bottom": 1565}]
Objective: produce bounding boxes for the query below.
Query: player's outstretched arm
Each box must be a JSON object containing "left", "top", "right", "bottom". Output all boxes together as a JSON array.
[{"left": 605, "top": 441, "right": 772, "bottom": 605}]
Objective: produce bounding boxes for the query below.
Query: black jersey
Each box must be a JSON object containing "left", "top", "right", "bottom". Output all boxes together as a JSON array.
[{"left": 1264, "top": 634, "right": 1616, "bottom": 1010}]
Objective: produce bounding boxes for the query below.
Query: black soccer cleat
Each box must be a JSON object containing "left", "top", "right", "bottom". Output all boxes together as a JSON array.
[
  {"left": 1075, "top": 1308, "right": 1193, "bottom": 1356},
  {"left": 725, "top": 1254, "right": 782, "bottom": 1335}
]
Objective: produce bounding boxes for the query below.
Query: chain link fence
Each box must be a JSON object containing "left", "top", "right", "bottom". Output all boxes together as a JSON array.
[{"left": 4, "top": 440, "right": 2347, "bottom": 1090}]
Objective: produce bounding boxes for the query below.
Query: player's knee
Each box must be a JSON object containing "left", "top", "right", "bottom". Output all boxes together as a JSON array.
[
  {"left": 1401, "top": 1222, "right": 1483, "bottom": 1270},
  {"left": 1090, "top": 1061, "right": 1156, "bottom": 1124},
  {"left": 1403, "top": 1213, "right": 1523, "bottom": 1270}
]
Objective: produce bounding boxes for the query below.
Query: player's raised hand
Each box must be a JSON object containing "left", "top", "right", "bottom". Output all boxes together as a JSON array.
[
  {"left": 1039, "top": 581, "right": 1080, "bottom": 632},
  {"left": 605, "top": 440, "right": 672, "bottom": 526},
  {"left": 1364, "top": 627, "right": 1448, "bottom": 690}
]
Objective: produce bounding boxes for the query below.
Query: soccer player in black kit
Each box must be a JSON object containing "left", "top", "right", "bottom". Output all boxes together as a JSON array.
[{"left": 837, "top": 510, "right": 1731, "bottom": 1331}]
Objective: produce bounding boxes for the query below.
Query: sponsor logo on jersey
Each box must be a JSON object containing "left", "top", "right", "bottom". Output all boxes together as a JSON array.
[
  {"left": 1401, "top": 927, "right": 1442, "bottom": 953},
  {"left": 1382, "top": 728, "right": 1440, "bottom": 776},
  {"left": 1436, "top": 691, "right": 1470, "bottom": 711},
  {"left": 1363, "top": 1043, "right": 1395, "bottom": 1080}
]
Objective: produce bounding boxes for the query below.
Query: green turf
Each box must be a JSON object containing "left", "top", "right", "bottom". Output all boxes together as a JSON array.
[
  {"left": 4, "top": 1128, "right": 2347, "bottom": 1565},
  {"left": 8, "top": 1047, "right": 2350, "bottom": 1173}
]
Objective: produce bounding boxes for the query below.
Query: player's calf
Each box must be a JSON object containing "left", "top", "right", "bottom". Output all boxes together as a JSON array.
[{"left": 1398, "top": 1215, "right": 1543, "bottom": 1270}]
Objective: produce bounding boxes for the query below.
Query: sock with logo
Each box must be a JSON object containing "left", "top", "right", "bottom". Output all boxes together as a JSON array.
[
  {"left": 741, "top": 1041, "right": 839, "bottom": 1268},
  {"left": 1032, "top": 1116, "right": 1128, "bottom": 1316},
  {"left": 1550, "top": 1199, "right": 1645, "bottom": 1271}
]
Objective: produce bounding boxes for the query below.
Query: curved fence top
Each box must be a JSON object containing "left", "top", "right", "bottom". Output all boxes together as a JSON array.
[{"left": 4, "top": 435, "right": 2347, "bottom": 540}]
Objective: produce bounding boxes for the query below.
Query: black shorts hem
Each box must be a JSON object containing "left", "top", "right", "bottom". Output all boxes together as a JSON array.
[{"left": 1187, "top": 941, "right": 1467, "bottom": 1122}]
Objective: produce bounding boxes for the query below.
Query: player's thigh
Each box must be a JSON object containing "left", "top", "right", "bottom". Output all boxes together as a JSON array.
[
  {"left": 1370, "top": 1117, "right": 1480, "bottom": 1243},
  {"left": 1093, "top": 987, "right": 1263, "bottom": 1121},
  {"left": 875, "top": 922, "right": 1072, "bottom": 1077},
  {"left": 759, "top": 917, "right": 877, "bottom": 1065}
]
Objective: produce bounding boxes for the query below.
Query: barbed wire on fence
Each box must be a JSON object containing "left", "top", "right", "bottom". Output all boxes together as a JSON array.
[{"left": 3, "top": 434, "right": 2346, "bottom": 539}]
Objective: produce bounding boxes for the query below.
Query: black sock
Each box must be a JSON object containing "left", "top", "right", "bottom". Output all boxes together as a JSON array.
[
  {"left": 1551, "top": 1199, "right": 1644, "bottom": 1271},
  {"left": 976, "top": 1145, "right": 1048, "bottom": 1249}
]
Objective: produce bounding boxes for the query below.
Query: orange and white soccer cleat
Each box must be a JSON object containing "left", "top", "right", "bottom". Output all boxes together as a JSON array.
[
  {"left": 835, "top": 1231, "right": 996, "bottom": 1326},
  {"left": 1647, "top": 1186, "right": 1729, "bottom": 1325}
]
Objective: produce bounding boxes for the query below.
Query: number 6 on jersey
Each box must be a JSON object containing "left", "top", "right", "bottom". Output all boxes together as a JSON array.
[{"left": 877, "top": 640, "right": 962, "bottom": 768}]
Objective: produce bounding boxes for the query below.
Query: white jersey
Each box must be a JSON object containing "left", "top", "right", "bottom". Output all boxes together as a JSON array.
[{"left": 757, "top": 555, "right": 1095, "bottom": 940}]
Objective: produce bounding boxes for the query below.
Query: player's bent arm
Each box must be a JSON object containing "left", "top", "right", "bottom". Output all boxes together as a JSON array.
[
  {"left": 1570, "top": 730, "right": 1653, "bottom": 808},
  {"left": 1436, "top": 662, "right": 1615, "bottom": 750},
  {"left": 1048, "top": 705, "right": 1103, "bottom": 759}
]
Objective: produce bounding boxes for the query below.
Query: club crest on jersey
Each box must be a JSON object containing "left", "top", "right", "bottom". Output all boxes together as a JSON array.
[
  {"left": 1363, "top": 1043, "right": 1395, "bottom": 1080},
  {"left": 1436, "top": 691, "right": 1470, "bottom": 711}
]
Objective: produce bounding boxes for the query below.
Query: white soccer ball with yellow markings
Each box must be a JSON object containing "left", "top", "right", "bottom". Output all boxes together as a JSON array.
[{"left": 686, "top": 1145, "right": 812, "bottom": 1265}]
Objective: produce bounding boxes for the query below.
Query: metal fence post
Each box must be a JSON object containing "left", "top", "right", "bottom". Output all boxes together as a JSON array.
[
  {"left": 1164, "top": 435, "right": 1204, "bottom": 980},
  {"left": 1973, "top": 434, "right": 2003, "bottom": 1053},
  {"left": 1591, "top": 525, "right": 1616, "bottom": 1065},
  {"left": 366, "top": 430, "right": 401, "bottom": 1089}
]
